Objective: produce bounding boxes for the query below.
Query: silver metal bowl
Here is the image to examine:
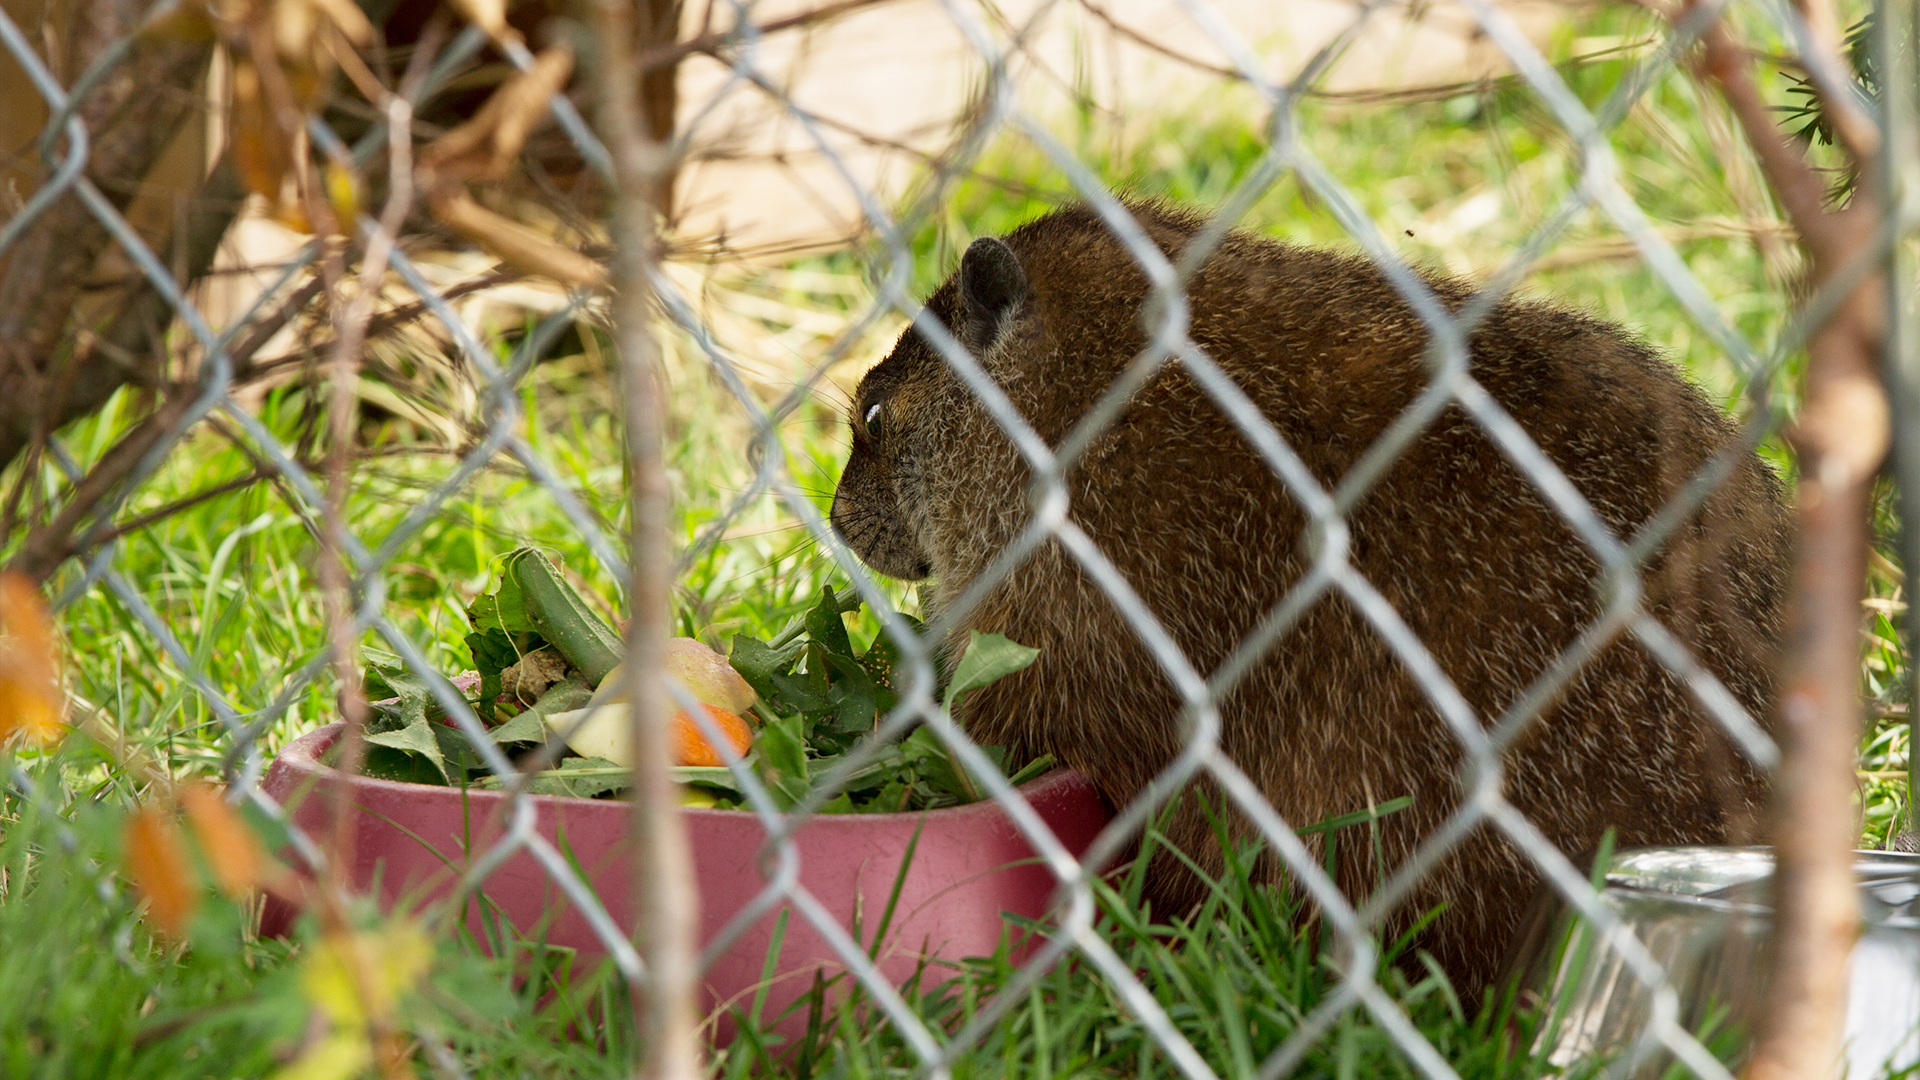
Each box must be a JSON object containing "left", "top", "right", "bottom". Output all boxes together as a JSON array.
[{"left": 1502, "top": 847, "right": 1920, "bottom": 1078}]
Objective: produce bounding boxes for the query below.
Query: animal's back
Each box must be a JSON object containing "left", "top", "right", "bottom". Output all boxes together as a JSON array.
[{"left": 833, "top": 203, "right": 1791, "bottom": 991}]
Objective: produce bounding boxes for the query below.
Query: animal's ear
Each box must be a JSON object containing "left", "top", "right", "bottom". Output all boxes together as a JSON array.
[{"left": 958, "top": 236, "right": 1028, "bottom": 354}]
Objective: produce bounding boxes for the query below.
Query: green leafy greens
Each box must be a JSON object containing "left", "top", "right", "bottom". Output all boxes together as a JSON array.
[
  {"left": 335, "top": 549, "right": 1051, "bottom": 812},
  {"left": 717, "top": 586, "right": 1049, "bottom": 814}
]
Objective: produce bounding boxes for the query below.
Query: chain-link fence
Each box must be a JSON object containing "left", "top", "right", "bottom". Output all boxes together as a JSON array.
[{"left": 1, "top": 0, "right": 1917, "bottom": 1077}]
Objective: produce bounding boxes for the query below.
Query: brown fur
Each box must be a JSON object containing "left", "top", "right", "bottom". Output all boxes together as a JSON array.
[{"left": 829, "top": 202, "right": 1791, "bottom": 992}]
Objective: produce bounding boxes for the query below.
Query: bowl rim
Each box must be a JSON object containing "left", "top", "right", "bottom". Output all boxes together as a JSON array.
[
  {"left": 1580, "top": 845, "right": 1920, "bottom": 926},
  {"left": 270, "top": 720, "right": 1103, "bottom": 825}
]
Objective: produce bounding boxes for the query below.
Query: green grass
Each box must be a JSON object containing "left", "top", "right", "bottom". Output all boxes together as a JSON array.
[
  {"left": 0, "top": 756, "right": 1627, "bottom": 1079},
  {"left": 0, "top": 753, "right": 647, "bottom": 1078},
  {"left": 713, "top": 800, "right": 1604, "bottom": 1080},
  {"left": 2, "top": 1, "right": 1911, "bottom": 1075}
]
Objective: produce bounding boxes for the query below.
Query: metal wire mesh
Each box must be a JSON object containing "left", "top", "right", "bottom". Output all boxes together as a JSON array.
[{"left": 1, "top": 0, "right": 1914, "bottom": 1077}]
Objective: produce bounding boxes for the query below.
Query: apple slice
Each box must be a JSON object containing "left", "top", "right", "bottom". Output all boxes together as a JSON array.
[
  {"left": 591, "top": 639, "right": 757, "bottom": 715},
  {"left": 544, "top": 704, "right": 631, "bottom": 767},
  {"left": 544, "top": 700, "right": 754, "bottom": 769}
]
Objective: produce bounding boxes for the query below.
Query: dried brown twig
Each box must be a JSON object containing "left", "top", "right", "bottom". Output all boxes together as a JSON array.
[
  {"left": 634, "top": 0, "right": 897, "bottom": 72},
  {"left": 592, "top": 1, "right": 705, "bottom": 1078}
]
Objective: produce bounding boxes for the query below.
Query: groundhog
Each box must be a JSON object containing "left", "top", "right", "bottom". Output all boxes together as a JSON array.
[{"left": 828, "top": 202, "right": 1791, "bottom": 992}]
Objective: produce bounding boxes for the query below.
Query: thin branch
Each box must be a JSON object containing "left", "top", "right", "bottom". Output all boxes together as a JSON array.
[
  {"left": 1678, "top": 5, "right": 1891, "bottom": 1080},
  {"left": 594, "top": 0, "right": 706, "bottom": 1077},
  {"left": 635, "top": 0, "right": 898, "bottom": 71},
  {"left": 8, "top": 390, "right": 197, "bottom": 581},
  {"left": 234, "top": 271, "right": 522, "bottom": 379},
  {"left": 71, "top": 463, "right": 291, "bottom": 552},
  {"left": 225, "top": 276, "right": 331, "bottom": 383}
]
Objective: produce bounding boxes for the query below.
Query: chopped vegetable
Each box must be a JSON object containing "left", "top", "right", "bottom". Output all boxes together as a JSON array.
[
  {"left": 338, "top": 548, "right": 1050, "bottom": 811},
  {"left": 542, "top": 704, "right": 630, "bottom": 766},
  {"left": 593, "top": 638, "right": 757, "bottom": 715},
  {"left": 671, "top": 705, "right": 753, "bottom": 767}
]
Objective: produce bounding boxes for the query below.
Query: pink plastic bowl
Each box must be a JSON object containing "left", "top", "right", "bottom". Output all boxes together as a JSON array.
[{"left": 259, "top": 723, "right": 1111, "bottom": 1037}]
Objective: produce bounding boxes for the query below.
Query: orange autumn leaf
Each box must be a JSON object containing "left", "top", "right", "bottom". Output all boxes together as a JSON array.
[
  {"left": 125, "top": 805, "right": 200, "bottom": 936},
  {"left": 180, "top": 783, "right": 265, "bottom": 898},
  {"left": 0, "top": 573, "right": 58, "bottom": 676},
  {"left": 0, "top": 572, "right": 63, "bottom": 746},
  {"left": 229, "top": 57, "right": 292, "bottom": 204},
  {"left": 0, "top": 678, "right": 62, "bottom": 747}
]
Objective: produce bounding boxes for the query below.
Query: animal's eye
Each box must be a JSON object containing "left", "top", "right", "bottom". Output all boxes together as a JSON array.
[{"left": 863, "top": 401, "right": 883, "bottom": 439}]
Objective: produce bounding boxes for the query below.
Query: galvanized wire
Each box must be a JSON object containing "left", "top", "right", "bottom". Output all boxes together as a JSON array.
[{"left": 0, "top": 1, "right": 1902, "bottom": 1077}]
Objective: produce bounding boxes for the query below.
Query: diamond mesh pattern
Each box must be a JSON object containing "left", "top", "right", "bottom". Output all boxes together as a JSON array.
[{"left": 2, "top": 1, "right": 1911, "bottom": 1077}]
